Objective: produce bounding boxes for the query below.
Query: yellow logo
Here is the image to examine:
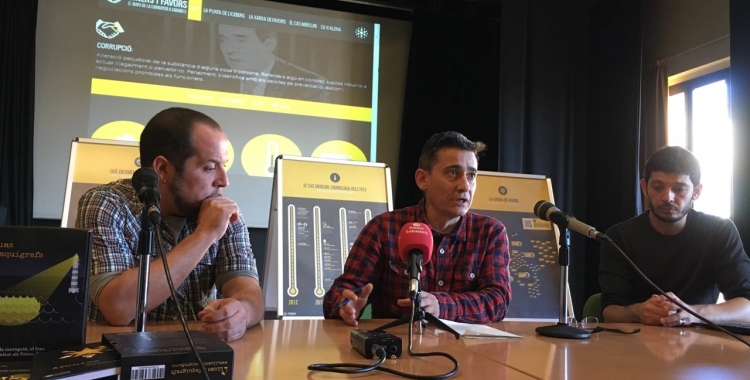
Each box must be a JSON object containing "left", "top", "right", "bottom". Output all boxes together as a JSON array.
[{"left": 60, "top": 345, "right": 113, "bottom": 359}]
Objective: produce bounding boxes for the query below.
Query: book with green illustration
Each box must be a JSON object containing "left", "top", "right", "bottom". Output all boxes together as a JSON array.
[{"left": 0, "top": 226, "right": 93, "bottom": 362}]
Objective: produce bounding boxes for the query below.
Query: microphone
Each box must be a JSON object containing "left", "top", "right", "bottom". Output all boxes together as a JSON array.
[
  {"left": 132, "top": 167, "right": 162, "bottom": 225},
  {"left": 533, "top": 200, "right": 609, "bottom": 242},
  {"left": 398, "top": 222, "right": 433, "bottom": 299}
]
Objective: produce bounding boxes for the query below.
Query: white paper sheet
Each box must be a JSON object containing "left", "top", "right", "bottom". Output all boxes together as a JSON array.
[{"left": 438, "top": 319, "right": 522, "bottom": 339}]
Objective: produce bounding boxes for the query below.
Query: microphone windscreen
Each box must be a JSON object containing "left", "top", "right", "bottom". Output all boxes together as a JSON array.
[
  {"left": 398, "top": 222, "right": 433, "bottom": 265},
  {"left": 534, "top": 200, "right": 555, "bottom": 221},
  {"left": 132, "top": 167, "right": 159, "bottom": 191}
]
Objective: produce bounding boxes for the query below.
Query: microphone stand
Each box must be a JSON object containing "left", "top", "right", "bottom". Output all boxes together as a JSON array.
[
  {"left": 535, "top": 225, "right": 590, "bottom": 339},
  {"left": 374, "top": 255, "right": 460, "bottom": 339},
  {"left": 134, "top": 209, "right": 154, "bottom": 332},
  {"left": 374, "top": 293, "right": 460, "bottom": 339}
]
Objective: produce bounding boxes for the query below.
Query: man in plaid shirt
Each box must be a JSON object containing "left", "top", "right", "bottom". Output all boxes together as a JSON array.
[
  {"left": 76, "top": 107, "right": 264, "bottom": 341},
  {"left": 323, "top": 131, "right": 511, "bottom": 324}
]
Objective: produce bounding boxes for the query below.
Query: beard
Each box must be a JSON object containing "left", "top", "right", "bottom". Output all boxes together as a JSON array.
[
  {"left": 168, "top": 173, "right": 201, "bottom": 218},
  {"left": 647, "top": 198, "right": 691, "bottom": 224}
]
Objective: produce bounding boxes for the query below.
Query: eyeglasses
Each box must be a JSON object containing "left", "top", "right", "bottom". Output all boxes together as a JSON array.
[
  {"left": 567, "top": 316, "right": 599, "bottom": 329},
  {"left": 566, "top": 316, "right": 640, "bottom": 335}
]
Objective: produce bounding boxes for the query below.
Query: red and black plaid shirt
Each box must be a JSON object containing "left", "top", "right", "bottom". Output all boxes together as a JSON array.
[{"left": 323, "top": 199, "right": 511, "bottom": 323}]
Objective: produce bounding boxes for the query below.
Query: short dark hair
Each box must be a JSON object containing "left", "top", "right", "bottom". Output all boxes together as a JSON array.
[
  {"left": 418, "top": 131, "right": 487, "bottom": 171},
  {"left": 139, "top": 107, "right": 221, "bottom": 171},
  {"left": 643, "top": 146, "right": 701, "bottom": 186}
]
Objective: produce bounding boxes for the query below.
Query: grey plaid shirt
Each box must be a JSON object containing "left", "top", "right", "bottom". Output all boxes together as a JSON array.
[{"left": 76, "top": 179, "right": 258, "bottom": 322}]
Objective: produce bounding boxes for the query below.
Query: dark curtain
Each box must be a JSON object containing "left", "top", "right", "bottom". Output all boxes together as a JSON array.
[
  {"left": 582, "top": 0, "right": 642, "bottom": 299},
  {"left": 497, "top": 0, "right": 529, "bottom": 171},
  {"left": 496, "top": 0, "right": 593, "bottom": 315},
  {"left": 396, "top": 0, "right": 601, "bottom": 315},
  {"left": 0, "top": 2, "right": 37, "bottom": 226},
  {"left": 730, "top": 0, "right": 750, "bottom": 247},
  {"left": 639, "top": 60, "right": 668, "bottom": 212},
  {"left": 395, "top": 8, "right": 502, "bottom": 208}
]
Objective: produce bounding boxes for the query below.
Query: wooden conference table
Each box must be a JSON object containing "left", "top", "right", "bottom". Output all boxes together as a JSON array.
[{"left": 86, "top": 319, "right": 750, "bottom": 380}]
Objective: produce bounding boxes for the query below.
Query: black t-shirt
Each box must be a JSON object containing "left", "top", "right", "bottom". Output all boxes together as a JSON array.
[{"left": 599, "top": 209, "right": 750, "bottom": 310}]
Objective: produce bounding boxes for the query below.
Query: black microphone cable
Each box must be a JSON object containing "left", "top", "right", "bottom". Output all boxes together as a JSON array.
[
  {"left": 307, "top": 300, "right": 459, "bottom": 379},
  {"left": 403, "top": 300, "right": 459, "bottom": 379},
  {"left": 153, "top": 226, "right": 211, "bottom": 380},
  {"left": 307, "top": 345, "right": 389, "bottom": 374},
  {"left": 601, "top": 234, "right": 750, "bottom": 348}
]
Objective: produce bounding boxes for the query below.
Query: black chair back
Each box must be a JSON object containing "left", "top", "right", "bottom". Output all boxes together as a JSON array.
[{"left": 248, "top": 227, "right": 267, "bottom": 286}]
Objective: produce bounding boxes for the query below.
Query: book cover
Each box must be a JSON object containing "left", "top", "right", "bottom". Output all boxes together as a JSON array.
[
  {"left": 30, "top": 342, "right": 120, "bottom": 380},
  {"left": 103, "top": 330, "right": 233, "bottom": 380},
  {"left": 0, "top": 226, "right": 93, "bottom": 362}
]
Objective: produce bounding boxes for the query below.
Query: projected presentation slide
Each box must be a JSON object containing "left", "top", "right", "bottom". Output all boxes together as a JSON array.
[{"left": 35, "top": 0, "right": 409, "bottom": 228}]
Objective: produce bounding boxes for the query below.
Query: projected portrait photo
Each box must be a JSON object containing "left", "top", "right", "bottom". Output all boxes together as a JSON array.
[{"left": 218, "top": 24, "right": 331, "bottom": 103}]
